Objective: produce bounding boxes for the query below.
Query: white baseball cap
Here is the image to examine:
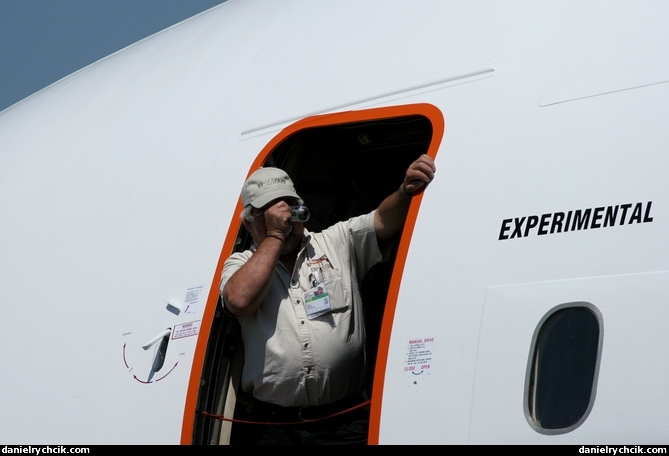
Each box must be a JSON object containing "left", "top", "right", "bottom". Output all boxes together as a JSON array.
[{"left": 241, "top": 167, "right": 302, "bottom": 209}]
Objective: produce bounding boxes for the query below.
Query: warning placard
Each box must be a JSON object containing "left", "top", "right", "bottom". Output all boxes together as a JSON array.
[
  {"left": 404, "top": 337, "right": 434, "bottom": 376},
  {"left": 183, "top": 284, "right": 203, "bottom": 314},
  {"left": 172, "top": 320, "right": 201, "bottom": 340}
]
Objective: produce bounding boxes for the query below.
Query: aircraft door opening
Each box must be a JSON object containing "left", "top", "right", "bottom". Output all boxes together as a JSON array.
[{"left": 189, "top": 104, "right": 444, "bottom": 445}]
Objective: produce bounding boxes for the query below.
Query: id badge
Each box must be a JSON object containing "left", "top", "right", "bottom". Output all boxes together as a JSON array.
[{"left": 303, "top": 284, "right": 332, "bottom": 319}]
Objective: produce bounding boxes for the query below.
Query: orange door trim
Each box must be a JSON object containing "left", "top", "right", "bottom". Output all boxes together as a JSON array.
[{"left": 181, "top": 103, "right": 444, "bottom": 444}]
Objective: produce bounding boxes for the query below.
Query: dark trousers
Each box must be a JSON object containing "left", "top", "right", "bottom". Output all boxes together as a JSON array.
[{"left": 230, "top": 396, "right": 369, "bottom": 445}]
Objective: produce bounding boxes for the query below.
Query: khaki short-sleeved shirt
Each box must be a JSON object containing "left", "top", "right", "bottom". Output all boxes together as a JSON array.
[{"left": 220, "top": 211, "right": 383, "bottom": 407}]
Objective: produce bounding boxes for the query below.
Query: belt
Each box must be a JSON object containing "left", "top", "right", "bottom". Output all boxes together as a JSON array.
[{"left": 248, "top": 395, "right": 369, "bottom": 423}]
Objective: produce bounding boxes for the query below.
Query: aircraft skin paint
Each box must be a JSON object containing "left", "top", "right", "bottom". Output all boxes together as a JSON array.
[{"left": 0, "top": 0, "right": 668, "bottom": 445}]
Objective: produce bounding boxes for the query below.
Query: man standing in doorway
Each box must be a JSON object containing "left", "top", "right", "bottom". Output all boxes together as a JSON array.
[{"left": 220, "top": 154, "right": 436, "bottom": 445}]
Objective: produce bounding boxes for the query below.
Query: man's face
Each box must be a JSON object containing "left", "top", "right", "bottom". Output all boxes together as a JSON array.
[{"left": 247, "top": 197, "right": 305, "bottom": 255}]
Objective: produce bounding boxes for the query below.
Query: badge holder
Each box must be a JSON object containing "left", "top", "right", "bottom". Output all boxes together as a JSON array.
[{"left": 303, "top": 267, "right": 332, "bottom": 319}]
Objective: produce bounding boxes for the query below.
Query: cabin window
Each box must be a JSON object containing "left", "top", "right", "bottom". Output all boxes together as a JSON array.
[{"left": 525, "top": 303, "right": 602, "bottom": 434}]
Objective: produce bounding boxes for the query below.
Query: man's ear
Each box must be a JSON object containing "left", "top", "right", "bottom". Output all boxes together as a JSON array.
[{"left": 242, "top": 219, "right": 252, "bottom": 232}]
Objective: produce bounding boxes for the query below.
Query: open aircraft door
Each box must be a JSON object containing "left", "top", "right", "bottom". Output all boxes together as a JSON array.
[{"left": 186, "top": 104, "right": 444, "bottom": 444}]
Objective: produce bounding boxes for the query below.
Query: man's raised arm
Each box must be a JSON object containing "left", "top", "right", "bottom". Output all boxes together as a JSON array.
[{"left": 374, "top": 154, "right": 436, "bottom": 242}]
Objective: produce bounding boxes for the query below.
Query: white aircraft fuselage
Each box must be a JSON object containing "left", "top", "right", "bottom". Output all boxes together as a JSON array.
[{"left": 1, "top": 0, "right": 667, "bottom": 445}]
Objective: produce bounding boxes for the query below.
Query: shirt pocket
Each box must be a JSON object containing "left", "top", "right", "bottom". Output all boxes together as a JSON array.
[{"left": 321, "top": 265, "right": 349, "bottom": 312}]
